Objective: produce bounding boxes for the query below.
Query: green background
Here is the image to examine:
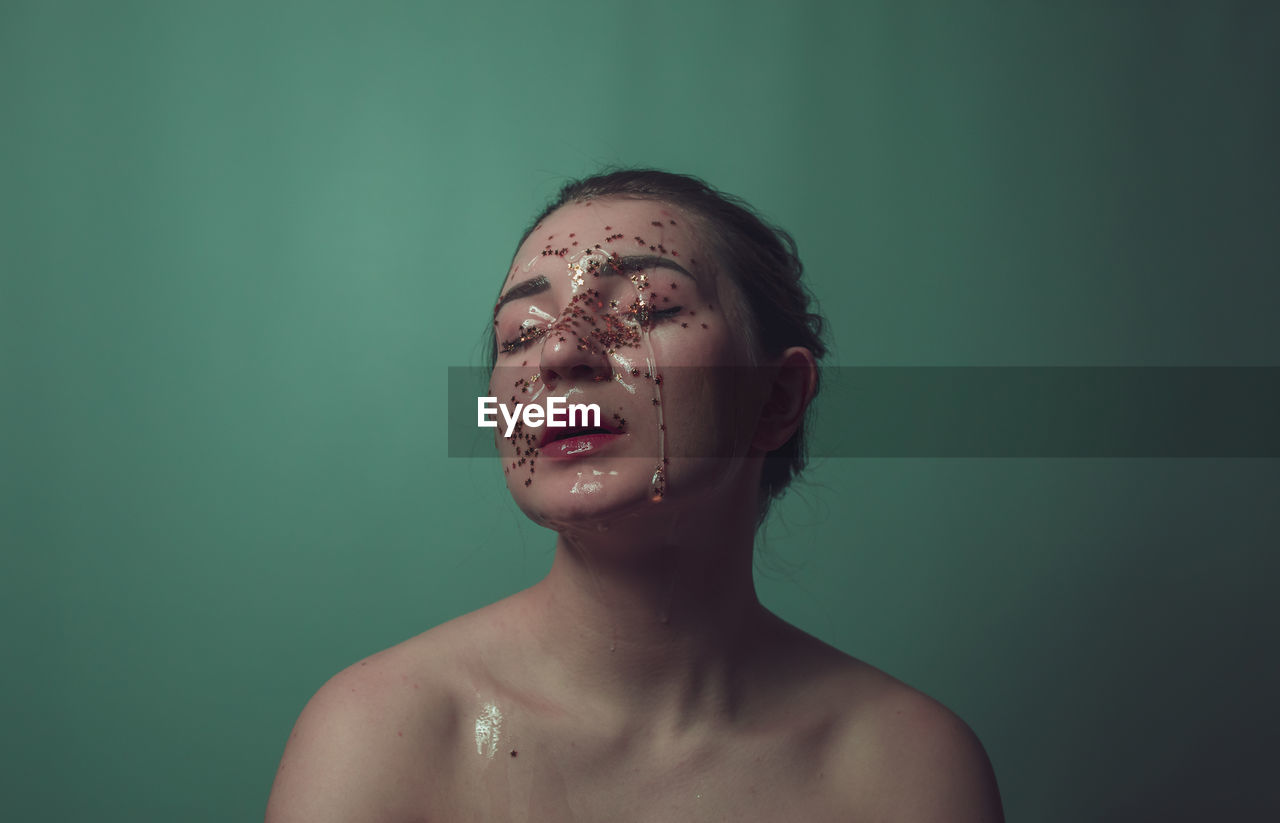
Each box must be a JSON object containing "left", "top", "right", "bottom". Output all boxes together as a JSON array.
[{"left": 3, "top": 1, "right": 1277, "bottom": 819}]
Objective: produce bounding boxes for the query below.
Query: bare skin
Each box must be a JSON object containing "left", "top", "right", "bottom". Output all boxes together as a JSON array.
[
  {"left": 265, "top": 586, "right": 1002, "bottom": 822},
  {"left": 265, "top": 198, "right": 1003, "bottom": 822}
]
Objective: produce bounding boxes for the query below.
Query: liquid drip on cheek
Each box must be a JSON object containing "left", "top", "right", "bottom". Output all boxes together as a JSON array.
[
  {"left": 627, "top": 268, "right": 667, "bottom": 502},
  {"left": 644, "top": 333, "right": 666, "bottom": 502},
  {"left": 608, "top": 350, "right": 640, "bottom": 394}
]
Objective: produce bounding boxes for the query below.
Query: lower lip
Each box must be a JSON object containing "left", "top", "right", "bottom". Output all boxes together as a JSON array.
[{"left": 541, "top": 433, "right": 622, "bottom": 459}]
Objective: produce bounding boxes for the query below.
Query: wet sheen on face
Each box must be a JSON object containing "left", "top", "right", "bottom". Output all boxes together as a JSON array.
[{"left": 491, "top": 199, "right": 747, "bottom": 519}]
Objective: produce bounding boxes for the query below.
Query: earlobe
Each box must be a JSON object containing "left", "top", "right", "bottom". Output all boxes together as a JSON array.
[{"left": 753, "top": 347, "right": 818, "bottom": 452}]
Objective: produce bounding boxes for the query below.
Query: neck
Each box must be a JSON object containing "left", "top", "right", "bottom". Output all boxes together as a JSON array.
[{"left": 517, "top": 497, "right": 771, "bottom": 738}]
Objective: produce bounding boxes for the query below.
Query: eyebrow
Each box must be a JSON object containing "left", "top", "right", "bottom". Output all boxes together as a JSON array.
[
  {"left": 616, "top": 255, "right": 696, "bottom": 281},
  {"left": 494, "top": 255, "right": 696, "bottom": 315},
  {"left": 493, "top": 275, "right": 549, "bottom": 315}
]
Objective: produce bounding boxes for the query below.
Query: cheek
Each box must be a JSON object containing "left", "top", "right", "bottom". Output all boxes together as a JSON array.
[
  {"left": 652, "top": 363, "right": 758, "bottom": 462},
  {"left": 489, "top": 368, "right": 545, "bottom": 486},
  {"left": 646, "top": 297, "right": 742, "bottom": 368}
]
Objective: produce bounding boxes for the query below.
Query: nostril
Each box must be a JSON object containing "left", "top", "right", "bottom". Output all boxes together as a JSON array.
[
  {"left": 568, "top": 364, "right": 598, "bottom": 381},
  {"left": 543, "top": 364, "right": 605, "bottom": 385}
]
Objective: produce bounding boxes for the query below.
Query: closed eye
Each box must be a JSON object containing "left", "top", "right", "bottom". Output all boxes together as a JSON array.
[
  {"left": 499, "top": 324, "right": 548, "bottom": 353},
  {"left": 498, "top": 306, "right": 684, "bottom": 353}
]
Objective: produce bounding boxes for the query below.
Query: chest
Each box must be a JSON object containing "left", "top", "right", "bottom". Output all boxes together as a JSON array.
[{"left": 439, "top": 733, "right": 850, "bottom": 823}]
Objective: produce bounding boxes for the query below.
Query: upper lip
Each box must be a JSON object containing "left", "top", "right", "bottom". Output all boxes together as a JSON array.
[{"left": 538, "top": 420, "right": 624, "bottom": 449}]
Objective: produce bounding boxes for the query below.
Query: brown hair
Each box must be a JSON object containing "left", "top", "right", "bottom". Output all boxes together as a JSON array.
[{"left": 492, "top": 168, "right": 827, "bottom": 519}]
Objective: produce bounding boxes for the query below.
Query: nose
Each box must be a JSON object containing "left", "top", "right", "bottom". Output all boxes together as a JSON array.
[{"left": 539, "top": 298, "right": 614, "bottom": 387}]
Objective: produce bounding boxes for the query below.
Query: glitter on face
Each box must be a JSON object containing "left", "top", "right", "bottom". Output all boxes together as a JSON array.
[
  {"left": 475, "top": 702, "right": 503, "bottom": 759},
  {"left": 493, "top": 204, "right": 710, "bottom": 498},
  {"left": 566, "top": 249, "right": 613, "bottom": 294}
]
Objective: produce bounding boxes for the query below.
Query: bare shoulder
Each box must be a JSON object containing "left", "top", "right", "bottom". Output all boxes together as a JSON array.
[
  {"left": 748, "top": 617, "right": 1002, "bottom": 821},
  {"left": 263, "top": 621, "right": 476, "bottom": 822},
  {"left": 829, "top": 661, "right": 1004, "bottom": 823}
]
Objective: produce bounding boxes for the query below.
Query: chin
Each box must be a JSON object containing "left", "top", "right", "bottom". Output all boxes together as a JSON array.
[
  {"left": 507, "top": 455, "right": 755, "bottom": 535},
  {"left": 506, "top": 463, "right": 666, "bottom": 531}
]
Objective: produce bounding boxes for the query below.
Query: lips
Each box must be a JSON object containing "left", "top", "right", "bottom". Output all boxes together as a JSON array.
[
  {"left": 542, "top": 432, "right": 623, "bottom": 459},
  {"left": 539, "top": 421, "right": 624, "bottom": 450}
]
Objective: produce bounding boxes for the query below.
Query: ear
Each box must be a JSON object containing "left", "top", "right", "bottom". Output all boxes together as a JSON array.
[{"left": 753, "top": 347, "right": 818, "bottom": 452}]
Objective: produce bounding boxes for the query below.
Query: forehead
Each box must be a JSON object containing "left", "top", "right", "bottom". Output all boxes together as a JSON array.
[{"left": 506, "top": 198, "right": 708, "bottom": 285}]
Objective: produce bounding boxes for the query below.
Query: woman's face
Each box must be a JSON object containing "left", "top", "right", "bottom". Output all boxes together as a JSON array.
[{"left": 490, "top": 198, "right": 767, "bottom": 530}]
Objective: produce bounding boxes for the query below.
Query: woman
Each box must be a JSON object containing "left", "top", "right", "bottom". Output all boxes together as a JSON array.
[{"left": 265, "top": 170, "right": 1004, "bottom": 822}]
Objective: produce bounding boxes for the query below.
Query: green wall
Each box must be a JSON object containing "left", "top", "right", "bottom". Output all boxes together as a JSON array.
[{"left": 3, "top": 1, "right": 1276, "bottom": 819}]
